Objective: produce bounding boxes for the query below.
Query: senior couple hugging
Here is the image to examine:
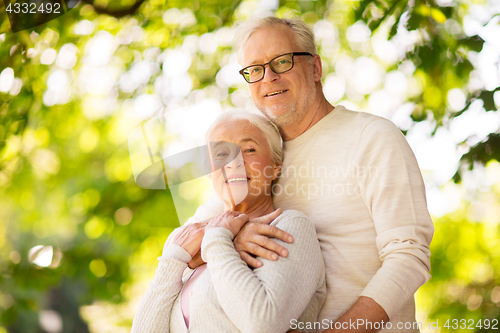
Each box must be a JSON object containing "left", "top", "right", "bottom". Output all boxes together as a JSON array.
[{"left": 132, "top": 16, "right": 434, "bottom": 333}]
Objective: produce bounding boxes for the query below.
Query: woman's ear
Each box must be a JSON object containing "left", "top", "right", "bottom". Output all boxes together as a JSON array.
[{"left": 272, "top": 164, "right": 281, "bottom": 180}]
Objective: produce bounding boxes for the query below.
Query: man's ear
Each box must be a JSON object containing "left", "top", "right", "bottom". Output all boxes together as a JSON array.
[
  {"left": 312, "top": 54, "right": 322, "bottom": 82},
  {"left": 272, "top": 164, "right": 281, "bottom": 180}
]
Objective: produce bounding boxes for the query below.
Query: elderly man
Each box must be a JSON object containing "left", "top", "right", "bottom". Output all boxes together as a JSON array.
[{"left": 186, "top": 16, "right": 433, "bottom": 333}]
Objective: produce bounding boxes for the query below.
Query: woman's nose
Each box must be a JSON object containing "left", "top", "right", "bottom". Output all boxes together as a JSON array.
[{"left": 225, "top": 156, "right": 243, "bottom": 169}]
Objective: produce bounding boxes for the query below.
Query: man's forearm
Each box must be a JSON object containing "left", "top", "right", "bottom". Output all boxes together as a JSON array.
[{"left": 323, "top": 296, "right": 389, "bottom": 333}]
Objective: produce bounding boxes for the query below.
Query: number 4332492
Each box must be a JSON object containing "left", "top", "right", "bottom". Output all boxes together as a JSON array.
[
  {"left": 444, "top": 318, "right": 498, "bottom": 330},
  {"left": 6, "top": 2, "right": 61, "bottom": 14}
]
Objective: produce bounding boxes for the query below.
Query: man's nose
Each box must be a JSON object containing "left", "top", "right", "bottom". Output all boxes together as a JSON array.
[{"left": 262, "top": 64, "right": 279, "bottom": 83}]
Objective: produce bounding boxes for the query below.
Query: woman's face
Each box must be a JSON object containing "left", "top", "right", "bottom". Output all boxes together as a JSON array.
[{"left": 208, "top": 119, "right": 280, "bottom": 210}]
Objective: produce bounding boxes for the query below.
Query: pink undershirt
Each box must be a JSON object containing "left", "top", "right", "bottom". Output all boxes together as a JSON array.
[{"left": 180, "top": 264, "right": 208, "bottom": 328}]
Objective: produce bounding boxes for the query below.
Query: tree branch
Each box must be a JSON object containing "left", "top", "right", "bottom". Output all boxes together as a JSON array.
[{"left": 80, "top": 0, "right": 147, "bottom": 18}]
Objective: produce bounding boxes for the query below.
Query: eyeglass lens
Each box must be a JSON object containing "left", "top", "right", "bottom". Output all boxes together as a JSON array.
[{"left": 243, "top": 54, "right": 294, "bottom": 83}]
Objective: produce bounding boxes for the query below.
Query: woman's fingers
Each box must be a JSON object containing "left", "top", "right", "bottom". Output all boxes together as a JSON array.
[
  {"left": 232, "top": 213, "right": 249, "bottom": 228},
  {"left": 207, "top": 211, "right": 248, "bottom": 237},
  {"left": 171, "top": 224, "right": 206, "bottom": 258},
  {"left": 188, "top": 250, "right": 206, "bottom": 269}
]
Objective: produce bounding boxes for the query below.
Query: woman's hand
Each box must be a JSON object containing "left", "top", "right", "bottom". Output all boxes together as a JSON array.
[
  {"left": 188, "top": 250, "right": 205, "bottom": 269},
  {"left": 207, "top": 211, "right": 249, "bottom": 237},
  {"left": 171, "top": 222, "right": 207, "bottom": 258}
]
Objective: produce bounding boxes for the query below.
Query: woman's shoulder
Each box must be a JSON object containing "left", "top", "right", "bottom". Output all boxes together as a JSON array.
[
  {"left": 272, "top": 209, "right": 309, "bottom": 221},
  {"left": 271, "top": 209, "right": 315, "bottom": 233}
]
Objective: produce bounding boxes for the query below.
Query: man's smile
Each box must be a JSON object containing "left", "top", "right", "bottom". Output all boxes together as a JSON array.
[{"left": 265, "top": 90, "right": 288, "bottom": 97}]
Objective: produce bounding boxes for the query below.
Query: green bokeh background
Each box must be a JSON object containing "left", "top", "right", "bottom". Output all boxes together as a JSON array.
[{"left": 1, "top": 0, "right": 499, "bottom": 332}]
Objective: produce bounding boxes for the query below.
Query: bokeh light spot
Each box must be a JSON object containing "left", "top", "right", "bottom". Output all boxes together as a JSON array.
[
  {"left": 115, "top": 207, "right": 133, "bottom": 225},
  {"left": 89, "top": 259, "right": 107, "bottom": 277}
]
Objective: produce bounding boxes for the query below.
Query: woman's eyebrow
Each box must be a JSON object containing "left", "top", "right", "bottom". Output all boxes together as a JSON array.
[{"left": 240, "top": 138, "right": 259, "bottom": 145}]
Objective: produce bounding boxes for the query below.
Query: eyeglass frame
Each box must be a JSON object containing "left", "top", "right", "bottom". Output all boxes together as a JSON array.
[{"left": 238, "top": 52, "right": 314, "bottom": 83}]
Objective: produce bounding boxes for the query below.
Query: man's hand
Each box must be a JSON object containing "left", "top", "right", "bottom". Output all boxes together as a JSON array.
[
  {"left": 324, "top": 296, "right": 389, "bottom": 333},
  {"left": 186, "top": 211, "right": 248, "bottom": 269},
  {"left": 233, "top": 208, "right": 294, "bottom": 268}
]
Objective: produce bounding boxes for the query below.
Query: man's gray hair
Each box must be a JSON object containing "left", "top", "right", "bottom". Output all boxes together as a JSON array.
[
  {"left": 205, "top": 110, "right": 283, "bottom": 165},
  {"left": 235, "top": 16, "right": 317, "bottom": 65}
]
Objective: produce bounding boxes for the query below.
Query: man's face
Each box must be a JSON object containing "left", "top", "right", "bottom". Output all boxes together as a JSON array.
[{"left": 241, "top": 25, "right": 317, "bottom": 128}]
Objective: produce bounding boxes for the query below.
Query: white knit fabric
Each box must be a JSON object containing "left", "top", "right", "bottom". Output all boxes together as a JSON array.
[
  {"left": 132, "top": 210, "right": 326, "bottom": 333},
  {"left": 183, "top": 106, "right": 434, "bottom": 332}
]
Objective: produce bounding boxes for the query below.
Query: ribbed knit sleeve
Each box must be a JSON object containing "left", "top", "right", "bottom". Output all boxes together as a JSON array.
[
  {"left": 131, "top": 243, "right": 192, "bottom": 333},
  {"left": 200, "top": 211, "right": 326, "bottom": 333},
  {"left": 354, "top": 118, "right": 434, "bottom": 319}
]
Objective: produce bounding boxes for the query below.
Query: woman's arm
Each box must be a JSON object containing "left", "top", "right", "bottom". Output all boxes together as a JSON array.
[
  {"left": 201, "top": 212, "right": 325, "bottom": 333},
  {"left": 131, "top": 244, "right": 191, "bottom": 333},
  {"left": 131, "top": 223, "right": 206, "bottom": 333}
]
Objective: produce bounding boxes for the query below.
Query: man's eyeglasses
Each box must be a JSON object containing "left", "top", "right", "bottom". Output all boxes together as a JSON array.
[{"left": 239, "top": 52, "right": 313, "bottom": 83}]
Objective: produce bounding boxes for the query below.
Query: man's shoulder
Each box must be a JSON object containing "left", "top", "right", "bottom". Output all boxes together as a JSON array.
[
  {"left": 334, "top": 106, "right": 396, "bottom": 128},
  {"left": 330, "top": 106, "right": 402, "bottom": 138}
]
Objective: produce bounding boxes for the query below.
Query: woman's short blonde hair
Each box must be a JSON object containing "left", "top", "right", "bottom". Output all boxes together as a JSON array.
[
  {"left": 205, "top": 110, "right": 283, "bottom": 165},
  {"left": 235, "top": 16, "right": 317, "bottom": 65}
]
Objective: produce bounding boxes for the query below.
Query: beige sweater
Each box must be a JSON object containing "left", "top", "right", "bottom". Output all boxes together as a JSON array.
[
  {"left": 131, "top": 210, "right": 326, "bottom": 333},
  {"left": 184, "top": 106, "right": 434, "bottom": 332}
]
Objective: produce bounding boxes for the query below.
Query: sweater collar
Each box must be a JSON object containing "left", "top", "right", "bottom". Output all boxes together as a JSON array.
[{"left": 283, "top": 105, "right": 343, "bottom": 150}]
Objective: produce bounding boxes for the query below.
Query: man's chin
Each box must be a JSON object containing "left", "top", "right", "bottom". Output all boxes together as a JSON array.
[{"left": 258, "top": 105, "right": 296, "bottom": 127}]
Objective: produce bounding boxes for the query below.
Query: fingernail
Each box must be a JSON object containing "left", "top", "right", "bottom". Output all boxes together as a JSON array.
[
  {"left": 288, "top": 236, "right": 294, "bottom": 242},
  {"left": 281, "top": 250, "right": 288, "bottom": 257},
  {"left": 271, "top": 253, "right": 278, "bottom": 260}
]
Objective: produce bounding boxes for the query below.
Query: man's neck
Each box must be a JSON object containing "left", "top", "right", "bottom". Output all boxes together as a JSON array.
[{"left": 281, "top": 96, "right": 334, "bottom": 141}]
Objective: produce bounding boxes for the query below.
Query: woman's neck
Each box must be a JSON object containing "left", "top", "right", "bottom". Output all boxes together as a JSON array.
[{"left": 225, "top": 198, "right": 275, "bottom": 220}]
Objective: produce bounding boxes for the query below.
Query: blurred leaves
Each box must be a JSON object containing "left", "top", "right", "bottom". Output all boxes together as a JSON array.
[
  {"left": 0, "top": 0, "right": 499, "bottom": 331},
  {"left": 417, "top": 210, "right": 500, "bottom": 330}
]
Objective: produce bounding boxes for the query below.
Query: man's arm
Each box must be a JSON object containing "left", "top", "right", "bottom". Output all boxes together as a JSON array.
[
  {"left": 293, "top": 118, "right": 430, "bottom": 333},
  {"left": 287, "top": 297, "right": 387, "bottom": 333},
  {"left": 322, "top": 297, "right": 388, "bottom": 333},
  {"left": 184, "top": 191, "right": 294, "bottom": 267},
  {"left": 348, "top": 118, "right": 433, "bottom": 325}
]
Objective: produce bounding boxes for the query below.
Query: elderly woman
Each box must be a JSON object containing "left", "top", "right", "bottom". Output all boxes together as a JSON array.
[{"left": 131, "top": 111, "right": 325, "bottom": 333}]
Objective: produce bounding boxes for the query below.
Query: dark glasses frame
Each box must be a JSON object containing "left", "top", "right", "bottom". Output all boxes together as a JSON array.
[{"left": 239, "top": 52, "right": 313, "bottom": 83}]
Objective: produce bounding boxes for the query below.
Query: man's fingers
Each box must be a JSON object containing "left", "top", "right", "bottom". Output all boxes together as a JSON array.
[
  {"left": 244, "top": 241, "right": 283, "bottom": 260},
  {"left": 255, "top": 224, "right": 294, "bottom": 244},
  {"left": 251, "top": 234, "right": 289, "bottom": 257},
  {"left": 253, "top": 208, "right": 282, "bottom": 225},
  {"left": 239, "top": 251, "right": 263, "bottom": 268}
]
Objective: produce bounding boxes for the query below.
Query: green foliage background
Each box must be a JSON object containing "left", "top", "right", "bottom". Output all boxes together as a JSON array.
[{"left": 0, "top": 0, "right": 499, "bottom": 332}]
